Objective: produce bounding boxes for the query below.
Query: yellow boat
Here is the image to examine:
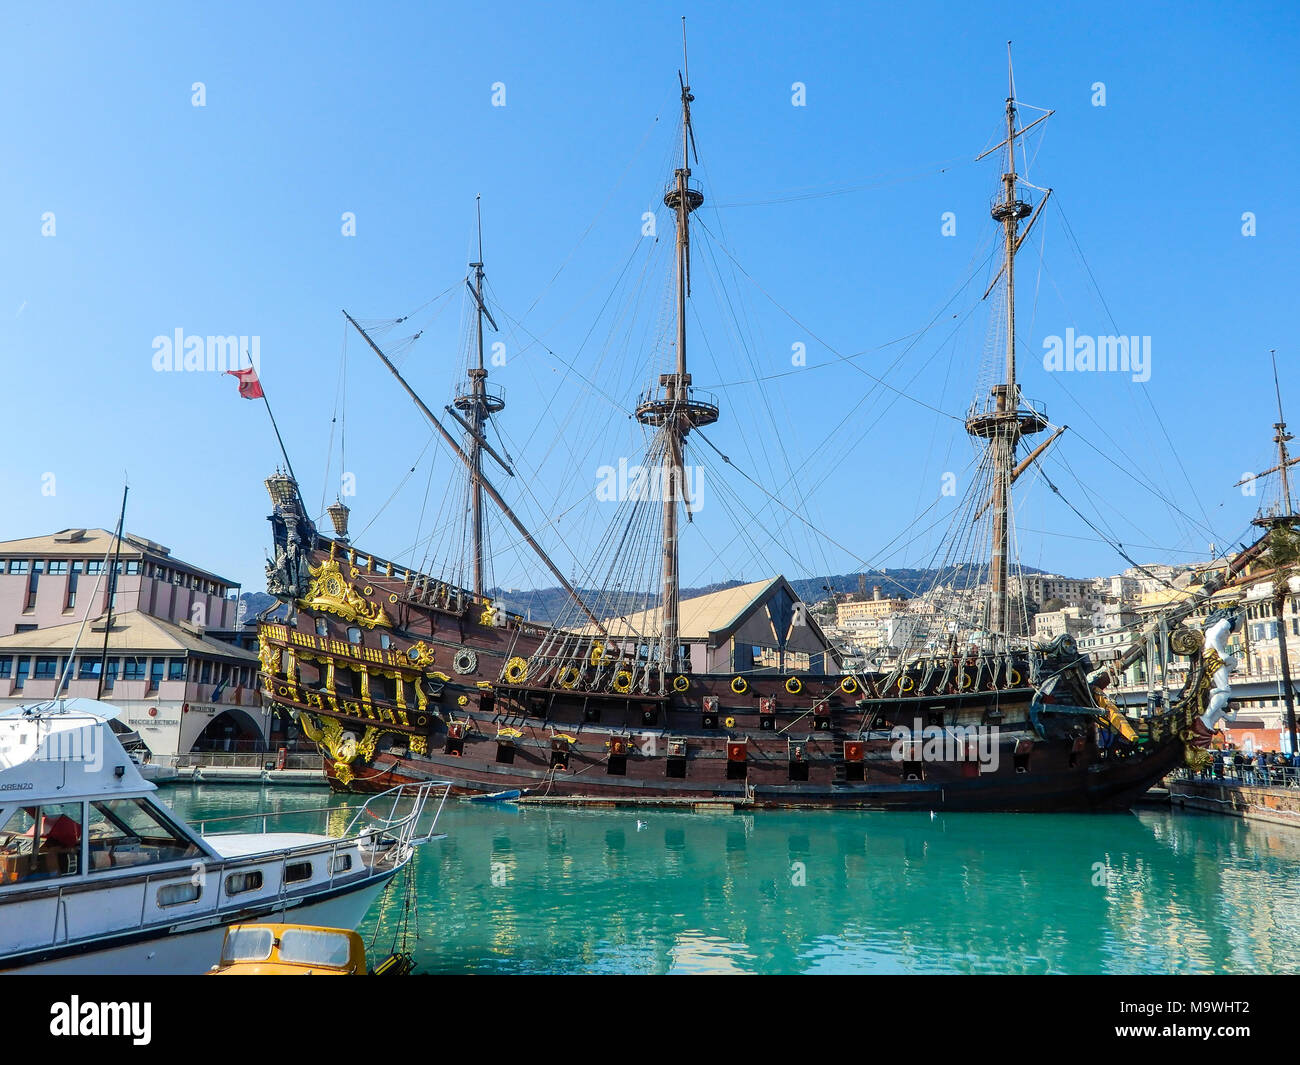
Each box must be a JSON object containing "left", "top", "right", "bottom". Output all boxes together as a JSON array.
[{"left": 208, "top": 923, "right": 413, "bottom": 975}]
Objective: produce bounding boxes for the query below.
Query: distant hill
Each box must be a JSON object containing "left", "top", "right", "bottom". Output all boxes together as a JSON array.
[
  {"left": 241, "top": 566, "right": 1053, "bottom": 627},
  {"left": 491, "top": 566, "right": 1052, "bottom": 625}
]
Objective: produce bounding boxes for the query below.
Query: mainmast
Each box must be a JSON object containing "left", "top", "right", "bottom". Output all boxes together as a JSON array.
[
  {"left": 967, "top": 45, "right": 1048, "bottom": 641},
  {"left": 454, "top": 195, "right": 505, "bottom": 601},
  {"left": 634, "top": 22, "right": 719, "bottom": 675}
]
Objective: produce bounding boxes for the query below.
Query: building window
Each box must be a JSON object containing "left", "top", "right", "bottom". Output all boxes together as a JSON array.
[
  {"left": 201, "top": 661, "right": 212, "bottom": 684},
  {"left": 168, "top": 658, "right": 186, "bottom": 681},
  {"left": 104, "top": 659, "right": 118, "bottom": 691},
  {"left": 124, "top": 560, "right": 141, "bottom": 576},
  {"left": 25, "top": 561, "right": 43, "bottom": 610},
  {"left": 0, "top": 658, "right": 10, "bottom": 679},
  {"left": 8, "top": 560, "right": 28, "bottom": 575},
  {"left": 79, "top": 658, "right": 102, "bottom": 680},
  {"left": 148, "top": 659, "right": 165, "bottom": 691},
  {"left": 13, "top": 657, "right": 29, "bottom": 690},
  {"left": 65, "top": 561, "right": 81, "bottom": 610},
  {"left": 315, "top": 617, "right": 328, "bottom": 637},
  {"left": 123, "top": 657, "right": 147, "bottom": 681},
  {"left": 380, "top": 633, "right": 391, "bottom": 650},
  {"left": 47, "top": 560, "right": 68, "bottom": 575},
  {"left": 33, "top": 657, "right": 58, "bottom": 680},
  {"left": 347, "top": 626, "right": 362, "bottom": 645},
  {"left": 86, "top": 560, "right": 103, "bottom": 575}
]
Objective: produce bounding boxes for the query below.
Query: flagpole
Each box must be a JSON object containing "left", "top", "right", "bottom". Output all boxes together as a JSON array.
[
  {"left": 261, "top": 392, "right": 301, "bottom": 492},
  {"left": 234, "top": 353, "right": 308, "bottom": 517}
]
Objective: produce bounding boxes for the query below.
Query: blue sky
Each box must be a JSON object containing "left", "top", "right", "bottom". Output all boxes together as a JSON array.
[{"left": 2, "top": 0, "right": 1297, "bottom": 599}]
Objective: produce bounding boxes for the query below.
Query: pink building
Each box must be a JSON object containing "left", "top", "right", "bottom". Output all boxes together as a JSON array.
[
  {"left": 0, "top": 529, "right": 279, "bottom": 762},
  {"left": 0, "top": 528, "right": 239, "bottom": 634}
]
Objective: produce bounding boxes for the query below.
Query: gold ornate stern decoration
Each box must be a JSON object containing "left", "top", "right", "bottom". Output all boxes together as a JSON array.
[
  {"left": 300, "top": 556, "right": 391, "bottom": 629},
  {"left": 257, "top": 632, "right": 283, "bottom": 678},
  {"left": 407, "top": 641, "right": 436, "bottom": 668},
  {"left": 297, "top": 711, "right": 396, "bottom": 785}
]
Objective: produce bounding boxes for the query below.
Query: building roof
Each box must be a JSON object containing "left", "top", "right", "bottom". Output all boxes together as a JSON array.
[
  {"left": 577, "top": 577, "right": 839, "bottom": 655},
  {"left": 0, "top": 610, "right": 258, "bottom": 662},
  {"left": 574, "top": 578, "right": 774, "bottom": 641},
  {"left": 0, "top": 529, "right": 238, "bottom": 587}
]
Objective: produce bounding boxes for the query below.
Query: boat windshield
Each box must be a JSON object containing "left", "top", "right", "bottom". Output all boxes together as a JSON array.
[
  {"left": 221, "top": 927, "right": 275, "bottom": 963},
  {"left": 278, "top": 928, "right": 355, "bottom": 968}
]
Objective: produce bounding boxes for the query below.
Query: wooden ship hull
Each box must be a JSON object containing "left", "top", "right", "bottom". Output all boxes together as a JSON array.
[{"left": 255, "top": 526, "right": 1205, "bottom": 811}]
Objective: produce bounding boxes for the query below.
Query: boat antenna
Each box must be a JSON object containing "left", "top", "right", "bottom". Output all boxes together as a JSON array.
[
  {"left": 96, "top": 481, "right": 129, "bottom": 699},
  {"left": 47, "top": 483, "right": 128, "bottom": 704}
]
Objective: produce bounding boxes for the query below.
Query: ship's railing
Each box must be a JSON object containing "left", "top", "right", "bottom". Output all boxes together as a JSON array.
[{"left": 193, "top": 781, "right": 452, "bottom": 851}]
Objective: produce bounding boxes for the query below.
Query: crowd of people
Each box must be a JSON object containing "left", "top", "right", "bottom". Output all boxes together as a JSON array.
[{"left": 1204, "top": 745, "right": 1299, "bottom": 786}]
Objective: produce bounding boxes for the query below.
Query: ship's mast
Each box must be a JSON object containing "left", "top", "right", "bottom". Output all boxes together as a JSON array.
[
  {"left": 454, "top": 196, "right": 505, "bottom": 601},
  {"left": 967, "top": 46, "right": 1047, "bottom": 641},
  {"left": 634, "top": 20, "right": 718, "bottom": 674},
  {"left": 1272, "top": 349, "right": 1295, "bottom": 517}
]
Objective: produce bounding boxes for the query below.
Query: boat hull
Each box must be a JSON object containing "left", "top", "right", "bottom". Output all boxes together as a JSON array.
[
  {"left": 2, "top": 872, "right": 395, "bottom": 976},
  {"left": 320, "top": 727, "right": 1186, "bottom": 813}
]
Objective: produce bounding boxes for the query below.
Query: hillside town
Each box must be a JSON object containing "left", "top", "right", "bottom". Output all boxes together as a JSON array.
[{"left": 814, "top": 555, "right": 1299, "bottom": 754}]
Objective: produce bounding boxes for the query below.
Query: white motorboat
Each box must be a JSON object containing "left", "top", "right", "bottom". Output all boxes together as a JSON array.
[{"left": 0, "top": 698, "right": 448, "bottom": 974}]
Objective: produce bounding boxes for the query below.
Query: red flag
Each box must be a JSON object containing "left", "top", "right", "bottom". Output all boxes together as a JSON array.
[{"left": 225, "top": 366, "right": 264, "bottom": 399}]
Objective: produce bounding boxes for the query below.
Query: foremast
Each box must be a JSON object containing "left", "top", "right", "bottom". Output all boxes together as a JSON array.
[
  {"left": 454, "top": 196, "right": 506, "bottom": 601},
  {"left": 965, "top": 49, "right": 1050, "bottom": 642},
  {"left": 633, "top": 21, "right": 718, "bottom": 679}
]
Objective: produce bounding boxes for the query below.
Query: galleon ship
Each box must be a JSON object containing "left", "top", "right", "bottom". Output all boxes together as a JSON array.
[{"left": 256, "top": 43, "right": 1244, "bottom": 810}]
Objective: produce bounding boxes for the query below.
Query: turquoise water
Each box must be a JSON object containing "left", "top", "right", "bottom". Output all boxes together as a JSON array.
[{"left": 164, "top": 785, "right": 1300, "bottom": 974}]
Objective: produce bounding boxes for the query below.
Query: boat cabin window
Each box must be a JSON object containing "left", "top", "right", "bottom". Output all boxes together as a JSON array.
[
  {"left": 221, "top": 926, "right": 275, "bottom": 963},
  {"left": 284, "top": 860, "right": 313, "bottom": 883},
  {"left": 86, "top": 798, "right": 202, "bottom": 871},
  {"left": 225, "top": 870, "right": 264, "bottom": 895},
  {"left": 0, "top": 802, "right": 84, "bottom": 884},
  {"left": 279, "top": 928, "right": 353, "bottom": 968},
  {"left": 157, "top": 882, "right": 202, "bottom": 907}
]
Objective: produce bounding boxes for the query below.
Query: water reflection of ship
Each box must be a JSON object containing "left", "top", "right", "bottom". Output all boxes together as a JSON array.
[{"left": 358, "top": 807, "right": 1299, "bottom": 974}]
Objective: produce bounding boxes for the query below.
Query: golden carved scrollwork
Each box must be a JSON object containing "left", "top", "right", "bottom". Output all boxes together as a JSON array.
[
  {"left": 1169, "top": 627, "right": 1204, "bottom": 657},
  {"left": 300, "top": 556, "right": 391, "bottom": 629},
  {"left": 407, "top": 641, "right": 436, "bottom": 668},
  {"left": 298, "top": 711, "right": 395, "bottom": 786},
  {"left": 257, "top": 632, "right": 282, "bottom": 676}
]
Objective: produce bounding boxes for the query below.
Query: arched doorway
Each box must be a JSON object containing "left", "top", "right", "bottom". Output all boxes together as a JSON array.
[{"left": 190, "top": 709, "right": 265, "bottom": 754}]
